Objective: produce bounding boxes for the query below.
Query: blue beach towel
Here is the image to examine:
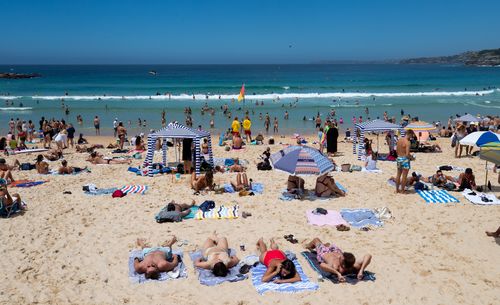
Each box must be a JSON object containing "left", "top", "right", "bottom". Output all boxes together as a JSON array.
[
  {"left": 301, "top": 251, "right": 375, "bottom": 284},
  {"left": 84, "top": 188, "right": 118, "bottom": 195},
  {"left": 340, "top": 209, "right": 383, "bottom": 229},
  {"left": 128, "top": 248, "right": 187, "bottom": 283},
  {"left": 183, "top": 206, "right": 199, "bottom": 219},
  {"left": 416, "top": 190, "right": 459, "bottom": 204},
  {"left": 250, "top": 252, "right": 319, "bottom": 294},
  {"left": 189, "top": 249, "right": 247, "bottom": 286}
]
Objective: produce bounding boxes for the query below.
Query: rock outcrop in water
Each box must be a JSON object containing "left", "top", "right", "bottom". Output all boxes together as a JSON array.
[
  {"left": 0, "top": 72, "right": 41, "bottom": 79},
  {"left": 400, "top": 48, "right": 500, "bottom": 66}
]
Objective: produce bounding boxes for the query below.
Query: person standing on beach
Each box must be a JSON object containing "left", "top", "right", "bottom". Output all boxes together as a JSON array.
[
  {"left": 273, "top": 117, "right": 279, "bottom": 133},
  {"left": 93, "top": 116, "right": 100, "bottom": 136},
  {"left": 117, "top": 122, "right": 127, "bottom": 150},
  {"left": 231, "top": 116, "right": 241, "bottom": 137},
  {"left": 264, "top": 114, "right": 270, "bottom": 133},
  {"left": 326, "top": 121, "right": 338, "bottom": 155},
  {"left": 395, "top": 129, "right": 414, "bottom": 194},
  {"left": 113, "top": 118, "right": 118, "bottom": 137},
  {"left": 66, "top": 123, "right": 75, "bottom": 148},
  {"left": 243, "top": 116, "right": 252, "bottom": 142}
]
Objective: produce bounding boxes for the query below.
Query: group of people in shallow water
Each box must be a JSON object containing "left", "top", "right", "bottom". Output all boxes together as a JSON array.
[{"left": 134, "top": 231, "right": 372, "bottom": 282}]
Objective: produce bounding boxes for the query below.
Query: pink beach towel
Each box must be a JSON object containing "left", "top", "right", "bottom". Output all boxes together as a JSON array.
[{"left": 306, "top": 210, "right": 348, "bottom": 227}]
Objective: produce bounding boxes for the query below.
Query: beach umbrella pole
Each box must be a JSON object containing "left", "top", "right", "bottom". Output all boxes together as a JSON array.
[{"left": 485, "top": 161, "right": 488, "bottom": 190}]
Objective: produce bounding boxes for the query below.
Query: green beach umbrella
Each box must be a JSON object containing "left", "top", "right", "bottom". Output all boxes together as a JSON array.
[
  {"left": 479, "top": 142, "right": 500, "bottom": 189},
  {"left": 480, "top": 142, "right": 500, "bottom": 165}
]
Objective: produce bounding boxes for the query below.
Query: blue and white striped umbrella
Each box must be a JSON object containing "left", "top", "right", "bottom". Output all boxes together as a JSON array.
[{"left": 270, "top": 145, "right": 334, "bottom": 175}]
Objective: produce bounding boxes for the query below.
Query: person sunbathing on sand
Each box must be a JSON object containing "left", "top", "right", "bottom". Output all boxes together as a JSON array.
[
  {"left": 305, "top": 237, "right": 372, "bottom": 282},
  {"left": 134, "top": 236, "right": 179, "bottom": 280},
  {"left": 257, "top": 237, "right": 300, "bottom": 283},
  {"left": 486, "top": 226, "right": 500, "bottom": 238},
  {"left": 191, "top": 169, "right": 214, "bottom": 192},
  {"left": 194, "top": 232, "right": 240, "bottom": 277},
  {"left": 315, "top": 173, "right": 345, "bottom": 197},
  {"left": 229, "top": 158, "right": 245, "bottom": 172},
  {"left": 231, "top": 173, "right": 252, "bottom": 191},
  {"left": 58, "top": 160, "right": 87, "bottom": 175},
  {"left": 165, "top": 199, "right": 195, "bottom": 217},
  {"left": 44, "top": 148, "right": 63, "bottom": 161},
  {"left": 86, "top": 151, "right": 131, "bottom": 165},
  {"left": 35, "top": 155, "right": 49, "bottom": 174},
  {"left": 423, "top": 170, "right": 455, "bottom": 187}
]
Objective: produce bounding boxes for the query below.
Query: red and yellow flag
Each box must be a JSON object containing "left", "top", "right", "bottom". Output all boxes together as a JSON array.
[{"left": 237, "top": 84, "right": 245, "bottom": 102}]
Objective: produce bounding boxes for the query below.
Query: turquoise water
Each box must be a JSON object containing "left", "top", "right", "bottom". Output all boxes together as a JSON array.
[{"left": 0, "top": 64, "right": 499, "bottom": 135}]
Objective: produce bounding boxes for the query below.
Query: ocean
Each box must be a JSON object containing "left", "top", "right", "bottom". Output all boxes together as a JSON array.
[{"left": 0, "top": 64, "right": 499, "bottom": 136}]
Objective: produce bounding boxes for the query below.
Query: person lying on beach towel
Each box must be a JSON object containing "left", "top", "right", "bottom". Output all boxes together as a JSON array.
[
  {"left": 315, "top": 174, "right": 346, "bottom": 197},
  {"left": 44, "top": 148, "right": 63, "bottom": 161},
  {"left": 304, "top": 237, "right": 372, "bottom": 282},
  {"left": 486, "top": 226, "right": 500, "bottom": 238},
  {"left": 75, "top": 144, "right": 103, "bottom": 153},
  {"left": 35, "top": 155, "right": 50, "bottom": 174},
  {"left": 191, "top": 170, "right": 215, "bottom": 192},
  {"left": 231, "top": 173, "right": 253, "bottom": 191},
  {"left": 194, "top": 232, "right": 240, "bottom": 277},
  {"left": 58, "top": 160, "right": 87, "bottom": 175},
  {"left": 156, "top": 200, "right": 196, "bottom": 223},
  {"left": 388, "top": 171, "right": 422, "bottom": 189},
  {"left": 86, "top": 151, "right": 131, "bottom": 165},
  {"left": 229, "top": 158, "right": 246, "bottom": 172},
  {"left": 133, "top": 236, "right": 180, "bottom": 280},
  {"left": 422, "top": 169, "right": 455, "bottom": 187},
  {"left": 257, "top": 238, "right": 300, "bottom": 284}
]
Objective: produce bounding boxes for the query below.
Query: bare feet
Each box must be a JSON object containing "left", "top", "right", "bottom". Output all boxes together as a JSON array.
[
  {"left": 136, "top": 238, "right": 149, "bottom": 249},
  {"left": 162, "top": 235, "right": 178, "bottom": 247}
]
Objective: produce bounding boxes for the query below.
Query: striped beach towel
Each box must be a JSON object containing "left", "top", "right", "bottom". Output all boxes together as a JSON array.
[
  {"left": 416, "top": 190, "right": 459, "bottom": 203},
  {"left": 194, "top": 205, "right": 239, "bottom": 219},
  {"left": 119, "top": 185, "right": 148, "bottom": 195},
  {"left": 250, "top": 253, "right": 319, "bottom": 294}
]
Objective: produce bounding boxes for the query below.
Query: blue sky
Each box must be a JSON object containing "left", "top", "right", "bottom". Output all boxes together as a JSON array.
[{"left": 1, "top": 0, "right": 499, "bottom": 64}]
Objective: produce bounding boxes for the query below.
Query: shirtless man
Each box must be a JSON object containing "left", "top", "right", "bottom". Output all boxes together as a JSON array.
[
  {"left": 86, "top": 151, "right": 131, "bottom": 165},
  {"left": 305, "top": 237, "right": 372, "bottom": 282},
  {"left": 116, "top": 122, "right": 127, "bottom": 150},
  {"left": 133, "top": 236, "right": 180, "bottom": 280},
  {"left": 395, "top": 129, "right": 414, "bottom": 194}
]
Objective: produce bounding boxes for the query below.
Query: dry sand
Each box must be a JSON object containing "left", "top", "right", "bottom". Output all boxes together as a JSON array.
[{"left": 0, "top": 135, "right": 499, "bottom": 305}]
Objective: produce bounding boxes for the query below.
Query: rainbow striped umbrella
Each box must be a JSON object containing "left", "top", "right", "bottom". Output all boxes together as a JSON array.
[
  {"left": 404, "top": 121, "right": 437, "bottom": 132},
  {"left": 270, "top": 145, "right": 334, "bottom": 175}
]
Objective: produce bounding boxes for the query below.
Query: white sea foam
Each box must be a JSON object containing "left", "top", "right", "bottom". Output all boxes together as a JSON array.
[
  {"left": 0, "top": 107, "right": 33, "bottom": 111},
  {"left": 28, "top": 89, "right": 496, "bottom": 101},
  {"left": 0, "top": 96, "right": 21, "bottom": 100}
]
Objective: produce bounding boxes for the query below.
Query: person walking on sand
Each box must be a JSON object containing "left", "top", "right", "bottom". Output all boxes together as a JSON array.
[
  {"left": 93, "top": 116, "right": 100, "bottom": 136},
  {"left": 395, "top": 129, "right": 414, "bottom": 194}
]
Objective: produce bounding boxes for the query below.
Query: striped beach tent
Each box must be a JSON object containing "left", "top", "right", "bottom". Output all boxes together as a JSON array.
[
  {"left": 142, "top": 122, "right": 214, "bottom": 177},
  {"left": 353, "top": 119, "right": 404, "bottom": 160},
  {"left": 270, "top": 145, "right": 334, "bottom": 175}
]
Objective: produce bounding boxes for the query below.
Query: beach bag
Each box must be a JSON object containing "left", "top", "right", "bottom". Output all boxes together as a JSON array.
[
  {"left": 268, "top": 138, "right": 275, "bottom": 145},
  {"left": 443, "top": 182, "right": 456, "bottom": 191},
  {"left": 112, "top": 190, "right": 126, "bottom": 198},
  {"left": 350, "top": 165, "right": 362, "bottom": 171},
  {"left": 20, "top": 163, "right": 35, "bottom": 171},
  {"left": 439, "top": 165, "right": 453, "bottom": 171},
  {"left": 414, "top": 182, "right": 428, "bottom": 191},
  {"left": 341, "top": 164, "right": 351, "bottom": 172},
  {"left": 199, "top": 200, "right": 215, "bottom": 212},
  {"left": 451, "top": 134, "right": 457, "bottom": 148}
]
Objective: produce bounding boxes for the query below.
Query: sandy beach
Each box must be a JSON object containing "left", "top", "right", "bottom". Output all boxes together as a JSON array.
[{"left": 0, "top": 134, "right": 499, "bottom": 305}]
